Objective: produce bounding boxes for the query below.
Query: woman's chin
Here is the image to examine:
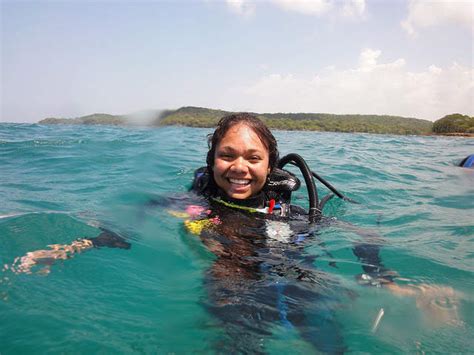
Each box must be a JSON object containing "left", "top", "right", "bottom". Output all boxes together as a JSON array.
[
  {"left": 223, "top": 183, "right": 252, "bottom": 199},
  {"left": 227, "top": 191, "right": 251, "bottom": 200},
  {"left": 225, "top": 187, "right": 252, "bottom": 199}
]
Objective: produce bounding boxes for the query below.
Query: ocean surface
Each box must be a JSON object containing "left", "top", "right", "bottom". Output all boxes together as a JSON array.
[{"left": 0, "top": 123, "right": 473, "bottom": 353}]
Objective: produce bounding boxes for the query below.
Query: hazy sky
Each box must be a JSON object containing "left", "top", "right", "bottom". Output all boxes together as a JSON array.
[{"left": 1, "top": 0, "right": 473, "bottom": 123}]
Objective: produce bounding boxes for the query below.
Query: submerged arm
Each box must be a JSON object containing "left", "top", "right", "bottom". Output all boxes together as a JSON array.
[
  {"left": 332, "top": 220, "right": 396, "bottom": 286},
  {"left": 8, "top": 228, "right": 130, "bottom": 275},
  {"left": 352, "top": 242, "right": 398, "bottom": 286},
  {"left": 335, "top": 220, "right": 461, "bottom": 326}
]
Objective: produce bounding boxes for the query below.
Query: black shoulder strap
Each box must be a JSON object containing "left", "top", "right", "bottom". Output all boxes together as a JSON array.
[{"left": 190, "top": 166, "right": 211, "bottom": 195}]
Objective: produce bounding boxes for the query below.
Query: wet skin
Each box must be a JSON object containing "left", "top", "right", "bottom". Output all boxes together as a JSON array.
[{"left": 213, "top": 123, "right": 270, "bottom": 200}]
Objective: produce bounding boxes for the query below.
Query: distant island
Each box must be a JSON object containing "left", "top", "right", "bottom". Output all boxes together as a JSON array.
[
  {"left": 39, "top": 113, "right": 128, "bottom": 126},
  {"left": 431, "top": 113, "right": 474, "bottom": 136},
  {"left": 38, "top": 107, "right": 474, "bottom": 136}
]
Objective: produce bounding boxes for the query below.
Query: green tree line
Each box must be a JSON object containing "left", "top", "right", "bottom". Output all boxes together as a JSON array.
[
  {"left": 432, "top": 113, "right": 474, "bottom": 134},
  {"left": 38, "top": 107, "right": 474, "bottom": 136},
  {"left": 158, "top": 107, "right": 433, "bottom": 135},
  {"left": 39, "top": 113, "right": 127, "bottom": 125}
]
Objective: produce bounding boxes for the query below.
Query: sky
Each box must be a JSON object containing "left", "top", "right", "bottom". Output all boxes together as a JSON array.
[{"left": 1, "top": 0, "right": 473, "bottom": 123}]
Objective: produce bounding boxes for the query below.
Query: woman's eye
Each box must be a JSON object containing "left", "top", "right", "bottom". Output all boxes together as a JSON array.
[
  {"left": 218, "top": 153, "right": 233, "bottom": 160},
  {"left": 249, "top": 156, "right": 261, "bottom": 162}
]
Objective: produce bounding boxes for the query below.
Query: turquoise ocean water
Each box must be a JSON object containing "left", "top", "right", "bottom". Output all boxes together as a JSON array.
[{"left": 0, "top": 123, "right": 473, "bottom": 353}]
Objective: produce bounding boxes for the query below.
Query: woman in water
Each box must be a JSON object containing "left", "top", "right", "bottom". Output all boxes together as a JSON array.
[{"left": 180, "top": 113, "right": 461, "bottom": 353}]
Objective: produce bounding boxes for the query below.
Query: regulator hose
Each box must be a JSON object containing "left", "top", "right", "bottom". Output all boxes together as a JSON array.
[
  {"left": 279, "top": 154, "right": 359, "bottom": 221},
  {"left": 287, "top": 162, "right": 359, "bottom": 205},
  {"left": 278, "top": 153, "right": 320, "bottom": 223}
]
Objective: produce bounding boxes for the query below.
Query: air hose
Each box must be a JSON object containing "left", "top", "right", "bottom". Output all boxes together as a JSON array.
[
  {"left": 287, "top": 162, "right": 360, "bottom": 205},
  {"left": 278, "top": 154, "right": 358, "bottom": 222},
  {"left": 278, "top": 153, "right": 320, "bottom": 223}
]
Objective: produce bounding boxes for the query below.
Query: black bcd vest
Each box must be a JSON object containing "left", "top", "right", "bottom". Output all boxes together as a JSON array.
[{"left": 190, "top": 166, "right": 301, "bottom": 206}]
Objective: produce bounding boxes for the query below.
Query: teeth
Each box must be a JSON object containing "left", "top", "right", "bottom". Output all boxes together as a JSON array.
[{"left": 228, "top": 178, "right": 250, "bottom": 185}]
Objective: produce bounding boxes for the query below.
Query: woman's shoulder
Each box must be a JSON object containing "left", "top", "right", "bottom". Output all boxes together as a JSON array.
[{"left": 190, "top": 166, "right": 214, "bottom": 196}]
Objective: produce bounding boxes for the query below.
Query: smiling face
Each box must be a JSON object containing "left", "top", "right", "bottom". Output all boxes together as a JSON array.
[{"left": 213, "top": 123, "right": 270, "bottom": 199}]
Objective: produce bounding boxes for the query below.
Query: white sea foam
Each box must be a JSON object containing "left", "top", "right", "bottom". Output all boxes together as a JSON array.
[{"left": 0, "top": 212, "right": 26, "bottom": 219}]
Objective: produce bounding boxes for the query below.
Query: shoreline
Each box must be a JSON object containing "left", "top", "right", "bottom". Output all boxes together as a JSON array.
[
  {"left": 13, "top": 121, "right": 473, "bottom": 138},
  {"left": 432, "top": 132, "right": 474, "bottom": 138}
]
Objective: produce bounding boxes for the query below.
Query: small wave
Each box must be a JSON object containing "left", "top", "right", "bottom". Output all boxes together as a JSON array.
[
  {"left": 0, "top": 211, "right": 74, "bottom": 220},
  {"left": 0, "top": 212, "right": 27, "bottom": 219}
]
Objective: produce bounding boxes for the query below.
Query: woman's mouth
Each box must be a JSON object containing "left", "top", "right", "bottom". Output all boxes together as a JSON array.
[{"left": 227, "top": 178, "right": 251, "bottom": 186}]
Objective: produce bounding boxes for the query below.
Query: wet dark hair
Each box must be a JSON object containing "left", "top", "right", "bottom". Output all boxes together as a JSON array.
[{"left": 206, "top": 113, "right": 279, "bottom": 172}]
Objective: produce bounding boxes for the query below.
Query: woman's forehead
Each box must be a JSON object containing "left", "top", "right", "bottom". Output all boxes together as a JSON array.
[{"left": 218, "top": 124, "right": 267, "bottom": 150}]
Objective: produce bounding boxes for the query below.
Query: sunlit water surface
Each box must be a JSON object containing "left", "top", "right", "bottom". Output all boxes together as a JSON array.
[{"left": 0, "top": 123, "right": 473, "bottom": 353}]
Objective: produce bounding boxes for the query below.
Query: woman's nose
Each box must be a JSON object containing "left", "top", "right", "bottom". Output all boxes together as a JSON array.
[{"left": 230, "top": 157, "right": 248, "bottom": 173}]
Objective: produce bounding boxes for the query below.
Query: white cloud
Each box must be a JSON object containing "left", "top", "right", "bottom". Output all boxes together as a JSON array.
[
  {"left": 225, "top": 0, "right": 256, "bottom": 17},
  {"left": 225, "top": 0, "right": 366, "bottom": 18},
  {"left": 358, "top": 48, "right": 381, "bottom": 70},
  {"left": 272, "top": 0, "right": 333, "bottom": 16},
  {"left": 235, "top": 49, "right": 474, "bottom": 121},
  {"left": 402, "top": 0, "right": 474, "bottom": 36},
  {"left": 428, "top": 64, "right": 442, "bottom": 74},
  {"left": 342, "top": 0, "right": 366, "bottom": 19}
]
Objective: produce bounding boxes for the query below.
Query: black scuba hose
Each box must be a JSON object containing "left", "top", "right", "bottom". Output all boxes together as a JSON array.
[
  {"left": 278, "top": 153, "right": 320, "bottom": 223},
  {"left": 287, "top": 162, "right": 359, "bottom": 204},
  {"left": 309, "top": 170, "right": 344, "bottom": 199}
]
